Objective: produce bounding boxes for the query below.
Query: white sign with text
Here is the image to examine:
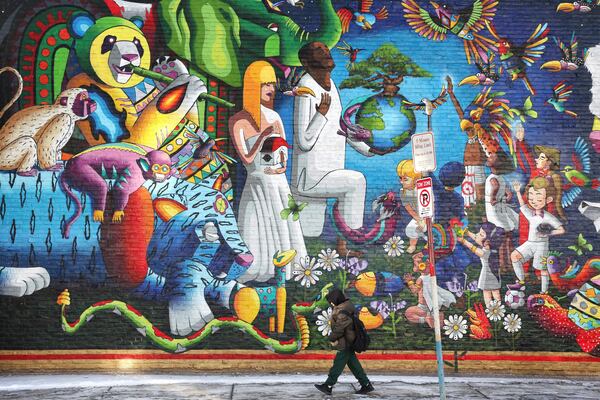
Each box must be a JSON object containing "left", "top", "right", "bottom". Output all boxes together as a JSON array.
[{"left": 411, "top": 132, "right": 437, "bottom": 173}]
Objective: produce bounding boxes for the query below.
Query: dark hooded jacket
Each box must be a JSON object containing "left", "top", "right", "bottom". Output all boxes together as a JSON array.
[{"left": 327, "top": 289, "right": 356, "bottom": 350}]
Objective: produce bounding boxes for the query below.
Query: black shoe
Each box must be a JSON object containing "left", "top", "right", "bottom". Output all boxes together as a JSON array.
[
  {"left": 355, "top": 382, "right": 375, "bottom": 394},
  {"left": 314, "top": 383, "right": 332, "bottom": 395}
]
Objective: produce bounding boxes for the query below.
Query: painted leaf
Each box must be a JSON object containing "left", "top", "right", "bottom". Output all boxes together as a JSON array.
[
  {"left": 287, "top": 194, "right": 297, "bottom": 209},
  {"left": 280, "top": 208, "right": 292, "bottom": 220}
]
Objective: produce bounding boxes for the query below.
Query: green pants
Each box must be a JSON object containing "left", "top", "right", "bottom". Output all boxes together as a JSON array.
[{"left": 324, "top": 348, "right": 370, "bottom": 387}]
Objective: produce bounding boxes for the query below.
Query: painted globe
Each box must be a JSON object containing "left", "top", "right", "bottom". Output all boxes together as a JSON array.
[{"left": 355, "top": 94, "right": 417, "bottom": 153}]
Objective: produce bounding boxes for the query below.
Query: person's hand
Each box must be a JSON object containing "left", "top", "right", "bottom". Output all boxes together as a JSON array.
[
  {"left": 369, "top": 146, "right": 395, "bottom": 156},
  {"left": 512, "top": 181, "right": 522, "bottom": 193},
  {"left": 331, "top": 340, "right": 338, "bottom": 347},
  {"left": 264, "top": 167, "right": 275, "bottom": 175},
  {"left": 490, "top": 199, "right": 498, "bottom": 206},
  {"left": 316, "top": 93, "right": 331, "bottom": 116},
  {"left": 445, "top": 76, "right": 454, "bottom": 94},
  {"left": 403, "top": 273, "right": 415, "bottom": 283}
]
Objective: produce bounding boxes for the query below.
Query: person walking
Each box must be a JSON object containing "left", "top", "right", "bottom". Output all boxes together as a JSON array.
[{"left": 314, "top": 288, "right": 374, "bottom": 395}]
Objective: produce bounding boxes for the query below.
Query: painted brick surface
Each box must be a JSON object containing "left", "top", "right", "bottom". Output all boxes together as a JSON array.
[{"left": 0, "top": 0, "right": 599, "bottom": 374}]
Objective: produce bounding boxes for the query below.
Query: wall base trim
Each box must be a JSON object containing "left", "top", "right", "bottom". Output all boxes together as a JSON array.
[{"left": 0, "top": 350, "right": 598, "bottom": 375}]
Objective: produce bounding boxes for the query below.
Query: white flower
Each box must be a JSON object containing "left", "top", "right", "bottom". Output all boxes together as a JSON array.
[
  {"left": 486, "top": 300, "right": 506, "bottom": 322},
  {"left": 443, "top": 314, "right": 467, "bottom": 341},
  {"left": 503, "top": 313, "right": 522, "bottom": 333},
  {"left": 292, "top": 256, "right": 322, "bottom": 288},
  {"left": 316, "top": 248, "right": 341, "bottom": 272},
  {"left": 383, "top": 235, "right": 405, "bottom": 257},
  {"left": 316, "top": 307, "right": 333, "bottom": 337}
]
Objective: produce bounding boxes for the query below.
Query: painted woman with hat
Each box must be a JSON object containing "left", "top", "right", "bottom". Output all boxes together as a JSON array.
[
  {"left": 513, "top": 124, "right": 566, "bottom": 275},
  {"left": 513, "top": 124, "right": 566, "bottom": 221}
]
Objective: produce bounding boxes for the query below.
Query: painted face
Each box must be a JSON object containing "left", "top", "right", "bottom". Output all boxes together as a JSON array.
[
  {"left": 304, "top": 42, "right": 335, "bottom": 71},
  {"left": 400, "top": 175, "right": 415, "bottom": 190},
  {"left": 486, "top": 151, "right": 498, "bottom": 167},
  {"left": 535, "top": 152, "right": 551, "bottom": 170},
  {"left": 261, "top": 83, "right": 275, "bottom": 105},
  {"left": 527, "top": 187, "right": 549, "bottom": 210},
  {"left": 151, "top": 164, "right": 172, "bottom": 182},
  {"left": 89, "top": 25, "right": 150, "bottom": 87},
  {"left": 57, "top": 89, "right": 97, "bottom": 119}
]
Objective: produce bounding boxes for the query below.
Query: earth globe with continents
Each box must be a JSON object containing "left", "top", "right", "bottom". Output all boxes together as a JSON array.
[
  {"left": 339, "top": 43, "right": 430, "bottom": 154},
  {"left": 353, "top": 94, "right": 416, "bottom": 153}
]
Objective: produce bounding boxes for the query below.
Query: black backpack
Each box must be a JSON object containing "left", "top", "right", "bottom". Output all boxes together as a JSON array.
[{"left": 341, "top": 310, "right": 370, "bottom": 353}]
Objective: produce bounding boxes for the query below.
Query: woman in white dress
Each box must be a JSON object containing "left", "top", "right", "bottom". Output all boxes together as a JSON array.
[
  {"left": 229, "top": 61, "right": 307, "bottom": 283},
  {"left": 457, "top": 222, "right": 505, "bottom": 308}
]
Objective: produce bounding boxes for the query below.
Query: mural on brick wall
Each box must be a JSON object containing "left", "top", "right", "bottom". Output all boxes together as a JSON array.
[{"left": 0, "top": 0, "right": 599, "bottom": 357}]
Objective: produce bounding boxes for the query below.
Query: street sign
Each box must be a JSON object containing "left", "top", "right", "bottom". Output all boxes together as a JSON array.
[
  {"left": 411, "top": 132, "right": 437, "bottom": 172},
  {"left": 416, "top": 177, "right": 434, "bottom": 218}
]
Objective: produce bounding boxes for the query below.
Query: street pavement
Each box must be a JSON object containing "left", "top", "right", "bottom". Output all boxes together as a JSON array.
[{"left": 0, "top": 373, "right": 599, "bottom": 399}]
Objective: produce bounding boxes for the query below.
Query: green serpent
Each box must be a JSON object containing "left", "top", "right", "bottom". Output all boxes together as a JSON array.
[{"left": 57, "top": 283, "right": 333, "bottom": 353}]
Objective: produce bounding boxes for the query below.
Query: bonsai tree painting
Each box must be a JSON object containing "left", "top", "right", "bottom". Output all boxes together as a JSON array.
[{"left": 340, "top": 43, "right": 431, "bottom": 97}]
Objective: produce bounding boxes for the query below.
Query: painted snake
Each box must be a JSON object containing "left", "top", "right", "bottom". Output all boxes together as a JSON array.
[
  {"left": 331, "top": 191, "right": 401, "bottom": 245},
  {"left": 57, "top": 283, "right": 333, "bottom": 354}
]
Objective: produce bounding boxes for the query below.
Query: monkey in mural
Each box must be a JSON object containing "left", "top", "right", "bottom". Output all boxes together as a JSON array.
[
  {"left": 60, "top": 143, "right": 174, "bottom": 238},
  {"left": 0, "top": 67, "right": 96, "bottom": 176}
]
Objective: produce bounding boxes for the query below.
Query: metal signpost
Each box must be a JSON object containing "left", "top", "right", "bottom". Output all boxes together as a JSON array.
[{"left": 412, "top": 132, "right": 445, "bottom": 400}]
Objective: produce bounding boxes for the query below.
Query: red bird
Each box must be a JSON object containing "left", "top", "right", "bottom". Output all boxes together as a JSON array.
[
  {"left": 337, "top": 0, "right": 389, "bottom": 33},
  {"left": 335, "top": 40, "right": 364, "bottom": 69},
  {"left": 467, "top": 303, "right": 492, "bottom": 340}
]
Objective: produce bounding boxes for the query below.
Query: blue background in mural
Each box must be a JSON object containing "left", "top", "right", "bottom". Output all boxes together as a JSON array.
[{"left": 275, "top": 0, "right": 600, "bottom": 243}]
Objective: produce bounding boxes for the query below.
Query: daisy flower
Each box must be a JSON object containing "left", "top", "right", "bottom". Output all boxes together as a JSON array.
[
  {"left": 383, "top": 235, "right": 404, "bottom": 257},
  {"left": 443, "top": 314, "right": 468, "bottom": 341},
  {"left": 316, "top": 307, "right": 333, "bottom": 337},
  {"left": 292, "top": 256, "right": 322, "bottom": 288},
  {"left": 316, "top": 248, "right": 341, "bottom": 272},
  {"left": 485, "top": 300, "right": 506, "bottom": 322},
  {"left": 503, "top": 313, "right": 522, "bottom": 333}
]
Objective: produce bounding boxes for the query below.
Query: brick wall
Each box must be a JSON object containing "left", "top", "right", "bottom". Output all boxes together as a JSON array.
[{"left": 0, "top": 0, "right": 599, "bottom": 368}]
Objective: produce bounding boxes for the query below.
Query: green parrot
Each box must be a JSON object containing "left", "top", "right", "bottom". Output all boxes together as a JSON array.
[{"left": 546, "top": 80, "right": 578, "bottom": 118}]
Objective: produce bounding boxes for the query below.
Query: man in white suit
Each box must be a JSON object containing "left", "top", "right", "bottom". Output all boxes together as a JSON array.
[{"left": 291, "top": 42, "right": 387, "bottom": 255}]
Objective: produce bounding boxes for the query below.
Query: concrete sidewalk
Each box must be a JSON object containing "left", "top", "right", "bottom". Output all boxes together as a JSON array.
[{"left": 0, "top": 373, "right": 599, "bottom": 399}]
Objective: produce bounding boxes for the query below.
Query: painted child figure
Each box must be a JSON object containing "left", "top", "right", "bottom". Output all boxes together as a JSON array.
[
  {"left": 397, "top": 159, "right": 426, "bottom": 254},
  {"left": 404, "top": 253, "right": 456, "bottom": 328},
  {"left": 458, "top": 222, "right": 505, "bottom": 308},
  {"left": 484, "top": 147, "right": 518, "bottom": 271},
  {"left": 509, "top": 178, "right": 565, "bottom": 293}
]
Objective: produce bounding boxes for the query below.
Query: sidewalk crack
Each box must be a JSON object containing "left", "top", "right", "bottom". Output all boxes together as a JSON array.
[
  {"left": 467, "top": 383, "right": 491, "bottom": 399},
  {"left": 99, "top": 386, "right": 113, "bottom": 399}
]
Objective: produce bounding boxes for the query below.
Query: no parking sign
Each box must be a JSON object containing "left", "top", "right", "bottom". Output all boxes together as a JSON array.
[{"left": 416, "top": 177, "right": 434, "bottom": 218}]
